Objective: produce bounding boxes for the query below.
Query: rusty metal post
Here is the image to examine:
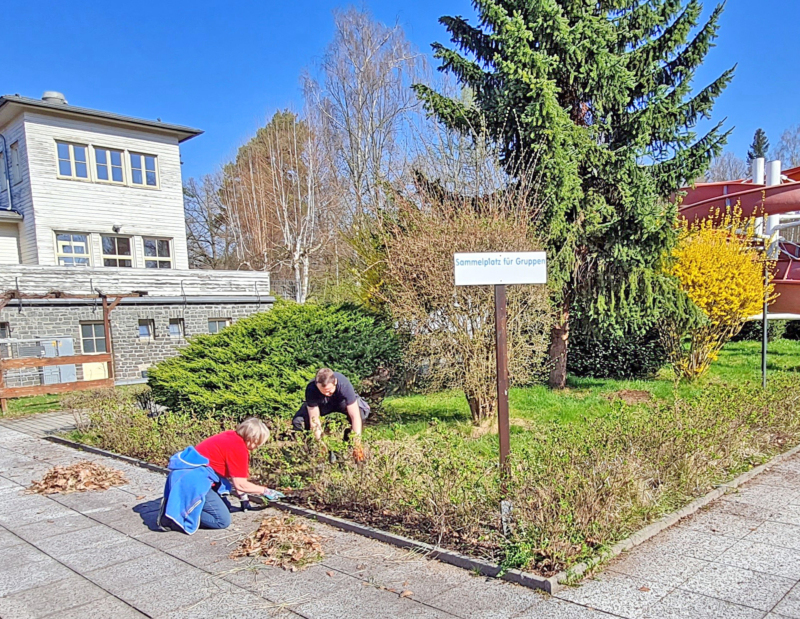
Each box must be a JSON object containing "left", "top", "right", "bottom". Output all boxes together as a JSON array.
[
  {"left": 101, "top": 297, "right": 115, "bottom": 381},
  {"left": 0, "top": 358, "right": 7, "bottom": 415},
  {"left": 495, "top": 284, "right": 510, "bottom": 474}
]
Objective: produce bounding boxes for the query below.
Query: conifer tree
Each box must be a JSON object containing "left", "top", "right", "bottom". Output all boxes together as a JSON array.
[
  {"left": 414, "top": 1, "right": 732, "bottom": 388},
  {"left": 747, "top": 128, "right": 769, "bottom": 163}
]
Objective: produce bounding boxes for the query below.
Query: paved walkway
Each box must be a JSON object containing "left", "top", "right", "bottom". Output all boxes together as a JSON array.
[
  {"left": 1, "top": 425, "right": 800, "bottom": 618},
  {"left": 0, "top": 411, "right": 81, "bottom": 438}
]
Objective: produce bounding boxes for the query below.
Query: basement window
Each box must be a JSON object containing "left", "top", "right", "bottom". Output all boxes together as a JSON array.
[
  {"left": 168, "top": 318, "right": 184, "bottom": 338},
  {"left": 138, "top": 319, "right": 154, "bottom": 339},
  {"left": 208, "top": 318, "right": 230, "bottom": 334},
  {"left": 80, "top": 322, "right": 107, "bottom": 353}
]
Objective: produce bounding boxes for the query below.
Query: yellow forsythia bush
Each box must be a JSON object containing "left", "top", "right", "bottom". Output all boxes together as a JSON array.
[{"left": 663, "top": 207, "right": 775, "bottom": 380}]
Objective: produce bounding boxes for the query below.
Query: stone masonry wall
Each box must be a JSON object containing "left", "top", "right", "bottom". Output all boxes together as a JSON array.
[{"left": 0, "top": 300, "right": 270, "bottom": 383}]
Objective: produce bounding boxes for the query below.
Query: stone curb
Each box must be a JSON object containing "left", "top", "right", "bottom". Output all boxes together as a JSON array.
[
  {"left": 43, "top": 434, "right": 800, "bottom": 594},
  {"left": 556, "top": 441, "right": 800, "bottom": 585}
]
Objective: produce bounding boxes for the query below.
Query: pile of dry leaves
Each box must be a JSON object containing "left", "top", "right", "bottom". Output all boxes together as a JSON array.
[
  {"left": 28, "top": 461, "right": 127, "bottom": 495},
  {"left": 231, "top": 516, "right": 324, "bottom": 571}
]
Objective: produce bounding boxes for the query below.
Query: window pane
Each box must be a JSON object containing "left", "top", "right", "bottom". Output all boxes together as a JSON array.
[
  {"left": 75, "top": 162, "right": 88, "bottom": 178},
  {"left": 96, "top": 149, "right": 107, "bottom": 165},
  {"left": 146, "top": 171, "right": 157, "bottom": 186},
  {"left": 110, "top": 151, "right": 122, "bottom": 166},
  {"left": 81, "top": 324, "right": 93, "bottom": 338},
  {"left": 94, "top": 324, "right": 104, "bottom": 337},
  {"left": 57, "top": 233, "right": 70, "bottom": 242},
  {"left": 57, "top": 143, "right": 70, "bottom": 159},
  {"left": 103, "top": 259, "right": 117, "bottom": 267},
  {"left": 117, "top": 238, "right": 131, "bottom": 255},
  {"left": 157, "top": 240, "right": 170, "bottom": 257},
  {"left": 97, "top": 165, "right": 109, "bottom": 181},
  {"left": 208, "top": 321, "right": 217, "bottom": 334},
  {"left": 96, "top": 339, "right": 107, "bottom": 353},
  {"left": 119, "top": 259, "right": 132, "bottom": 267},
  {"left": 102, "top": 236, "right": 115, "bottom": 254},
  {"left": 73, "top": 234, "right": 88, "bottom": 244},
  {"left": 74, "top": 146, "right": 87, "bottom": 163},
  {"left": 132, "top": 169, "right": 142, "bottom": 184},
  {"left": 145, "top": 156, "right": 156, "bottom": 172},
  {"left": 60, "top": 257, "right": 74, "bottom": 265},
  {"left": 83, "top": 339, "right": 95, "bottom": 353},
  {"left": 158, "top": 261, "right": 172, "bottom": 269},
  {"left": 58, "top": 160, "right": 72, "bottom": 176},
  {"left": 112, "top": 166, "right": 123, "bottom": 182},
  {"left": 130, "top": 153, "right": 142, "bottom": 170},
  {"left": 144, "top": 239, "right": 156, "bottom": 256},
  {"left": 145, "top": 260, "right": 158, "bottom": 269},
  {"left": 75, "top": 257, "right": 90, "bottom": 266}
]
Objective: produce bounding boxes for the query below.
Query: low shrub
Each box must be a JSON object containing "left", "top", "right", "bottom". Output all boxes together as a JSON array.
[
  {"left": 568, "top": 328, "right": 667, "bottom": 379},
  {"left": 733, "top": 320, "right": 787, "bottom": 342},
  {"left": 147, "top": 301, "right": 401, "bottom": 425},
  {"left": 783, "top": 321, "right": 800, "bottom": 341}
]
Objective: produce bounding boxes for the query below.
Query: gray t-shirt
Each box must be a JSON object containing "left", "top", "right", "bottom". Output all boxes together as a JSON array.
[{"left": 305, "top": 372, "right": 357, "bottom": 415}]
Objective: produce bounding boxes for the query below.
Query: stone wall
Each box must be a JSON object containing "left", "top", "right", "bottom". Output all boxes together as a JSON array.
[{"left": 0, "top": 299, "right": 271, "bottom": 383}]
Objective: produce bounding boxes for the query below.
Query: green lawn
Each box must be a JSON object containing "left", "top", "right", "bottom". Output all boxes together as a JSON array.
[
  {"left": 2, "top": 394, "right": 62, "bottom": 418},
  {"left": 379, "top": 339, "right": 800, "bottom": 436}
]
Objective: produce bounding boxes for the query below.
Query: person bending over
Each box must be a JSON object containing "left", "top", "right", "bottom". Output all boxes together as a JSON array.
[
  {"left": 292, "top": 368, "right": 370, "bottom": 449},
  {"left": 159, "top": 418, "right": 280, "bottom": 533}
]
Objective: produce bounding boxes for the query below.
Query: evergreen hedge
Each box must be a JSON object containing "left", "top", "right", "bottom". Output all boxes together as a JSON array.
[{"left": 147, "top": 301, "right": 401, "bottom": 423}]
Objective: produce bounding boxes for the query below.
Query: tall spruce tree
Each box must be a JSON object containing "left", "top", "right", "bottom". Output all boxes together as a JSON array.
[
  {"left": 414, "top": 1, "right": 732, "bottom": 388},
  {"left": 747, "top": 128, "right": 769, "bottom": 163}
]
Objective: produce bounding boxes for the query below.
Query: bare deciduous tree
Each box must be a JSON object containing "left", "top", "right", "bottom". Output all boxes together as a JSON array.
[
  {"left": 305, "top": 7, "right": 424, "bottom": 217},
  {"left": 776, "top": 125, "right": 800, "bottom": 169},
  {"left": 703, "top": 152, "right": 749, "bottom": 182},
  {"left": 183, "top": 174, "right": 238, "bottom": 269}
]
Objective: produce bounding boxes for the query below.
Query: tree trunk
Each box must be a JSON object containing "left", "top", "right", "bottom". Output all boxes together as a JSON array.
[
  {"left": 548, "top": 303, "right": 570, "bottom": 389},
  {"left": 466, "top": 392, "right": 495, "bottom": 425}
]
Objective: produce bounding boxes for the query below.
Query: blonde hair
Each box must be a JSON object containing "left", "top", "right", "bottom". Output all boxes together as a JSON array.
[{"left": 236, "top": 417, "right": 270, "bottom": 447}]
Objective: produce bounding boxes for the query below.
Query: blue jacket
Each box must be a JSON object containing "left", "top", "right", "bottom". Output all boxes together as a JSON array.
[{"left": 158, "top": 446, "right": 232, "bottom": 534}]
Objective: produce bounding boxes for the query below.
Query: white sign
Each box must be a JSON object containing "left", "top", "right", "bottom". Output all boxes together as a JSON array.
[{"left": 454, "top": 252, "right": 547, "bottom": 286}]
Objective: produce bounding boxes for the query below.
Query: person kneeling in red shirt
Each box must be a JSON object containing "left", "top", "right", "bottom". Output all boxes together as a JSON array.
[{"left": 193, "top": 418, "right": 272, "bottom": 529}]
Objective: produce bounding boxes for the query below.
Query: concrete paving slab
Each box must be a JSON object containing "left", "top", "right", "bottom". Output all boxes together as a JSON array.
[
  {"left": 0, "top": 540, "right": 55, "bottom": 570},
  {"left": 115, "top": 571, "right": 228, "bottom": 616},
  {"left": 680, "top": 563, "right": 796, "bottom": 611},
  {"left": 32, "top": 523, "right": 130, "bottom": 557},
  {"left": 50, "top": 486, "right": 139, "bottom": 513},
  {"left": 632, "top": 526, "right": 737, "bottom": 561},
  {"left": 727, "top": 484, "right": 800, "bottom": 511},
  {"left": 514, "top": 598, "right": 620, "bottom": 618},
  {"left": 640, "top": 589, "right": 766, "bottom": 619},
  {"left": 41, "top": 596, "right": 148, "bottom": 619},
  {"left": 679, "top": 507, "right": 765, "bottom": 539},
  {"left": 556, "top": 571, "right": 671, "bottom": 619},
  {"left": 0, "top": 557, "right": 74, "bottom": 597},
  {"left": 715, "top": 540, "right": 800, "bottom": 579},
  {"left": 428, "top": 577, "right": 548, "bottom": 619},
  {"left": 747, "top": 521, "right": 800, "bottom": 552},
  {"left": 58, "top": 537, "right": 158, "bottom": 572},
  {"left": 607, "top": 548, "right": 710, "bottom": 588},
  {"left": 772, "top": 583, "right": 800, "bottom": 618},
  {"left": 12, "top": 512, "right": 97, "bottom": 541},
  {"left": 85, "top": 550, "right": 196, "bottom": 591},
  {"left": 163, "top": 590, "right": 303, "bottom": 619},
  {"left": 0, "top": 574, "right": 108, "bottom": 618},
  {"left": 770, "top": 504, "right": 800, "bottom": 528}
]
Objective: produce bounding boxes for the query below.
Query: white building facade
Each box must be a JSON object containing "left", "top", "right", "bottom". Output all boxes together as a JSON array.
[{"left": 0, "top": 92, "right": 272, "bottom": 385}]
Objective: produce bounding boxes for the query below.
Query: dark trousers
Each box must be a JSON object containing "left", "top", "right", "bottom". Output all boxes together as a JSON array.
[{"left": 292, "top": 398, "right": 370, "bottom": 437}]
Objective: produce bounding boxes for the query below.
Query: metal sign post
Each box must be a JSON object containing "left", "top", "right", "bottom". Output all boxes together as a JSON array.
[{"left": 454, "top": 252, "right": 547, "bottom": 474}]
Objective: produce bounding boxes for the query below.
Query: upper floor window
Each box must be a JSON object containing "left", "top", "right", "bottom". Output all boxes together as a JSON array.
[
  {"left": 56, "top": 142, "right": 88, "bottom": 180},
  {"left": 208, "top": 318, "right": 230, "bottom": 334},
  {"left": 144, "top": 237, "right": 172, "bottom": 268},
  {"left": 95, "top": 147, "right": 124, "bottom": 183},
  {"left": 10, "top": 142, "right": 21, "bottom": 184},
  {"left": 101, "top": 235, "right": 132, "bottom": 267},
  {"left": 130, "top": 153, "right": 158, "bottom": 187},
  {"left": 56, "top": 233, "right": 90, "bottom": 266}
]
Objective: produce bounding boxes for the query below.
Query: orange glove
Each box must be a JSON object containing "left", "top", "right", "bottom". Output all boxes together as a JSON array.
[{"left": 353, "top": 445, "right": 366, "bottom": 463}]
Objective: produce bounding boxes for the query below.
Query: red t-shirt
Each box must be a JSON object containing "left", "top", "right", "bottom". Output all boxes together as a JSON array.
[{"left": 195, "top": 430, "right": 250, "bottom": 479}]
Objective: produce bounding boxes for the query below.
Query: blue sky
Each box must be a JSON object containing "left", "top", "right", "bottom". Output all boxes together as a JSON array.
[{"left": 5, "top": 1, "right": 800, "bottom": 180}]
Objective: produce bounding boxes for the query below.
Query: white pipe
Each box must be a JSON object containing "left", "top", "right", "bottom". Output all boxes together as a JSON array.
[
  {"left": 752, "top": 157, "right": 765, "bottom": 184},
  {"left": 766, "top": 159, "right": 782, "bottom": 186}
]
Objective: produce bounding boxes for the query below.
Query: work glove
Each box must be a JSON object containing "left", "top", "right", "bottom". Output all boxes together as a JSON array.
[
  {"left": 262, "top": 488, "right": 286, "bottom": 502},
  {"left": 352, "top": 444, "right": 366, "bottom": 464}
]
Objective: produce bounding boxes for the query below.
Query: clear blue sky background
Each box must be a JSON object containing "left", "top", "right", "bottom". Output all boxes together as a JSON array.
[{"left": 5, "top": 1, "right": 799, "bottom": 180}]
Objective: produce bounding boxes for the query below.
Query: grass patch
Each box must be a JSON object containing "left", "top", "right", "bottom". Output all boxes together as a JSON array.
[{"left": 2, "top": 394, "right": 62, "bottom": 418}]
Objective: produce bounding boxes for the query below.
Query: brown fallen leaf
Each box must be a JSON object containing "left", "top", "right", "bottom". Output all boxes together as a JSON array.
[
  {"left": 326, "top": 571, "right": 334, "bottom": 577},
  {"left": 27, "top": 461, "right": 127, "bottom": 495},
  {"left": 400, "top": 590, "right": 413, "bottom": 598},
  {"left": 210, "top": 541, "right": 217, "bottom": 546},
  {"left": 639, "top": 586, "right": 651, "bottom": 592},
  {"left": 136, "top": 495, "right": 145, "bottom": 500},
  {"left": 230, "top": 515, "right": 324, "bottom": 571}
]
